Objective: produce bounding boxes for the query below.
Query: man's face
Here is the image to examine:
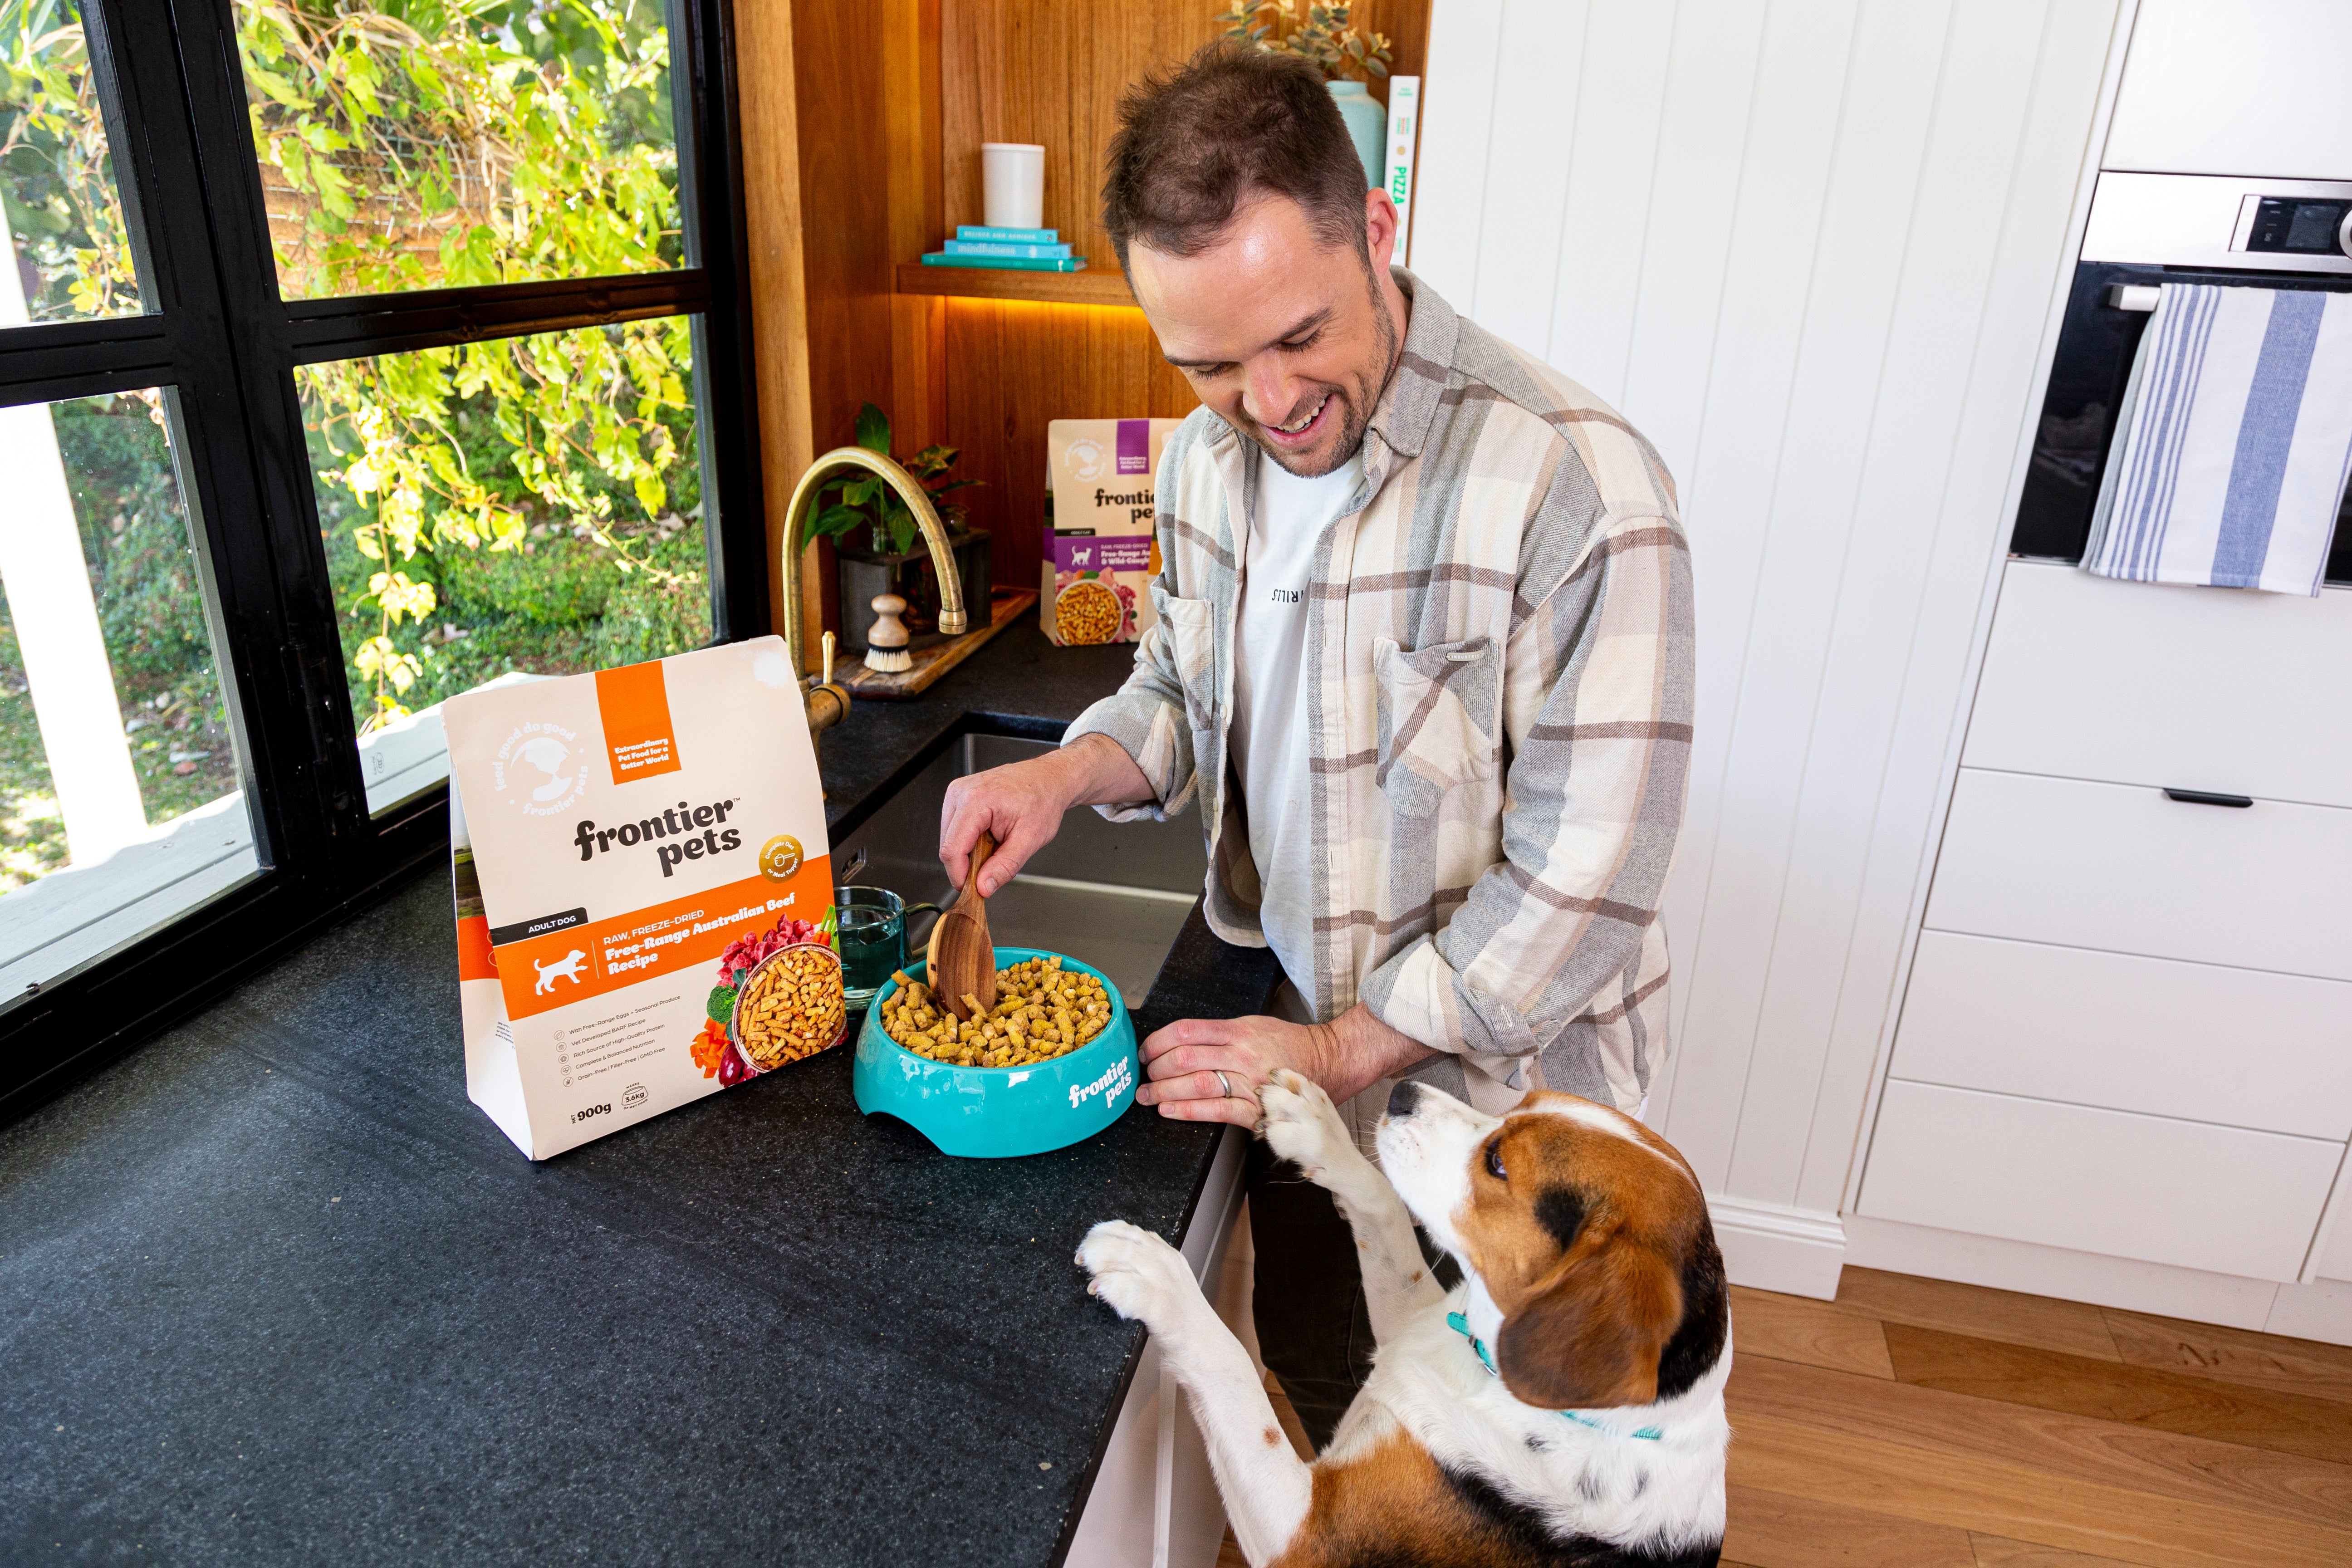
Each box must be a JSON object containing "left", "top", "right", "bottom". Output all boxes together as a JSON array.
[{"left": 1129, "top": 191, "right": 1405, "bottom": 479}]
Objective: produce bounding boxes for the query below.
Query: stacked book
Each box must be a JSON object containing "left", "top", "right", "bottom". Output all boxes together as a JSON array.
[{"left": 921, "top": 226, "right": 1088, "bottom": 273}]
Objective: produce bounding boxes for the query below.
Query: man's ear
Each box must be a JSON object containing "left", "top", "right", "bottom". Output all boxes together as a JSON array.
[{"left": 1494, "top": 1230, "right": 1682, "bottom": 1411}]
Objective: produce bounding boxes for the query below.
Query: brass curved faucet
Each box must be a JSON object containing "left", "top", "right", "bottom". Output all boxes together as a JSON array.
[{"left": 779, "top": 446, "right": 969, "bottom": 740}]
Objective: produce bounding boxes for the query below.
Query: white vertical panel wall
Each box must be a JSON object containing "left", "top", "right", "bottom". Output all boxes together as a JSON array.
[{"left": 1415, "top": 0, "right": 2125, "bottom": 1284}]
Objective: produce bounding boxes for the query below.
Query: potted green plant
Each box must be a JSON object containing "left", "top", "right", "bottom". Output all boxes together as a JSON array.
[
  {"left": 804, "top": 403, "right": 990, "bottom": 652},
  {"left": 1217, "top": 2, "right": 1394, "bottom": 187}
]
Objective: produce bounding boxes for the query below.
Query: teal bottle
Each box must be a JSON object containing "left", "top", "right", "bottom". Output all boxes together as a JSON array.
[{"left": 1327, "top": 80, "right": 1386, "bottom": 190}]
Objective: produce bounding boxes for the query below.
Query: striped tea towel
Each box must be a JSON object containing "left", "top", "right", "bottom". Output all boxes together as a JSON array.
[{"left": 2083, "top": 283, "right": 2352, "bottom": 595}]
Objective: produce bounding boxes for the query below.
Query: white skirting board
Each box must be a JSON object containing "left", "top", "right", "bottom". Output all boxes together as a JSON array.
[
  {"left": 1845, "top": 1214, "right": 2352, "bottom": 1348},
  {"left": 1708, "top": 1195, "right": 1847, "bottom": 1301}
]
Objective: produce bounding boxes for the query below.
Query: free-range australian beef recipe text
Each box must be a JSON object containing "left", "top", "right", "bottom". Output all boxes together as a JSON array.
[{"left": 445, "top": 637, "right": 841, "bottom": 1159}]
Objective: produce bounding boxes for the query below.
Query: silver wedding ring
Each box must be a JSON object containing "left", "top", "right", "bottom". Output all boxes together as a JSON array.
[{"left": 1215, "top": 1070, "right": 1235, "bottom": 1101}]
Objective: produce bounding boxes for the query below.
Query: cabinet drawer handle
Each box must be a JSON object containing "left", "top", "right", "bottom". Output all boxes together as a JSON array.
[{"left": 2163, "top": 788, "right": 2253, "bottom": 808}]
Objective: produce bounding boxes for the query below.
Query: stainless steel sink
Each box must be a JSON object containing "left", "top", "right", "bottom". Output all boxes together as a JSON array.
[{"left": 833, "top": 733, "right": 1207, "bottom": 1007}]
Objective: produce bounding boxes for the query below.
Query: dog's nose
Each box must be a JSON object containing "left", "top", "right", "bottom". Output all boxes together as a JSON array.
[{"left": 1386, "top": 1080, "right": 1423, "bottom": 1119}]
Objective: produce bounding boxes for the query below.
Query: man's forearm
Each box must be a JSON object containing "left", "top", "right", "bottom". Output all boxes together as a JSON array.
[
  {"left": 1053, "top": 730, "right": 1156, "bottom": 809},
  {"left": 1311, "top": 1003, "right": 1439, "bottom": 1106}
]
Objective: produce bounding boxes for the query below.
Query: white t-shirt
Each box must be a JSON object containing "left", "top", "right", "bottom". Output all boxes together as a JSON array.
[{"left": 1230, "top": 446, "right": 1363, "bottom": 990}]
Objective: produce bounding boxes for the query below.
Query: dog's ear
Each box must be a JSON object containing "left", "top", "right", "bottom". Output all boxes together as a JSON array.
[{"left": 1494, "top": 1227, "right": 1681, "bottom": 1411}]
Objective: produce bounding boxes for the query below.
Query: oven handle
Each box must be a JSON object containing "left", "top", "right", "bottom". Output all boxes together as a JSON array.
[
  {"left": 2163, "top": 787, "right": 2254, "bottom": 808},
  {"left": 2105, "top": 284, "right": 2161, "bottom": 312}
]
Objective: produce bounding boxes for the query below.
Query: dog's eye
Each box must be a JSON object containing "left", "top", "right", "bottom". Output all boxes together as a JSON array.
[{"left": 1485, "top": 1141, "right": 1506, "bottom": 1180}]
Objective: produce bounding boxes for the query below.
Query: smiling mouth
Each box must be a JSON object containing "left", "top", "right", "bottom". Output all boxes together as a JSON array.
[{"left": 1269, "top": 392, "right": 1333, "bottom": 440}]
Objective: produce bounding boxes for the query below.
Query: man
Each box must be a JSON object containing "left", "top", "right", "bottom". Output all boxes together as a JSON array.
[{"left": 937, "top": 44, "right": 1693, "bottom": 1447}]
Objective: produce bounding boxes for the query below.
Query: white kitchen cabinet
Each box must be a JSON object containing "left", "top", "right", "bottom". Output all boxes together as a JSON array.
[
  {"left": 1893, "top": 931, "right": 2352, "bottom": 1140},
  {"left": 2103, "top": 0, "right": 2352, "bottom": 181},
  {"left": 1965, "top": 563, "right": 2352, "bottom": 808},
  {"left": 1860, "top": 1080, "right": 2343, "bottom": 1281},
  {"left": 1066, "top": 1127, "right": 1245, "bottom": 1568},
  {"left": 1926, "top": 769, "right": 2352, "bottom": 982},
  {"left": 2318, "top": 1168, "right": 2352, "bottom": 1284}
]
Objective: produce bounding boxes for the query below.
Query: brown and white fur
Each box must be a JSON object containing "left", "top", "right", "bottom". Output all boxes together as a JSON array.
[{"left": 1078, "top": 1072, "right": 1730, "bottom": 1567}]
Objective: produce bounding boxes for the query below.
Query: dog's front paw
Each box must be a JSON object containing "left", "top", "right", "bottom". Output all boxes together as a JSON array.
[
  {"left": 1259, "top": 1068, "right": 1354, "bottom": 1183},
  {"left": 1077, "top": 1219, "right": 1200, "bottom": 1328}
]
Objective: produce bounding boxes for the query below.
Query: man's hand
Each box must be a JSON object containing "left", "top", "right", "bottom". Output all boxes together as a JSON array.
[
  {"left": 940, "top": 732, "right": 1155, "bottom": 897},
  {"left": 1135, "top": 1004, "right": 1437, "bottom": 1129}
]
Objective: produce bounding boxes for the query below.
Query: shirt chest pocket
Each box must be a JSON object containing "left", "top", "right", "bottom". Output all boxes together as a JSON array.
[{"left": 1372, "top": 636, "right": 1500, "bottom": 816}]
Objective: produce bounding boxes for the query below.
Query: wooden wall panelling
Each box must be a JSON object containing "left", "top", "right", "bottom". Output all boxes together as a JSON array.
[
  {"left": 926, "top": 1, "right": 1429, "bottom": 601},
  {"left": 938, "top": 0, "right": 1432, "bottom": 271},
  {"left": 939, "top": 299, "right": 1197, "bottom": 596},
  {"left": 885, "top": 0, "right": 944, "bottom": 270},
  {"left": 883, "top": 0, "right": 948, "bottom": 457},
  {"left": 787, "top": 0, "right": 907, "bottom": 646},
  {"left": 942, "top": 0, "right": 1215, "bottom": 269},
  {"left": 890, "top": 294, "right": 949, "bottom": 457},
  {"left": 734, "top": 0, "right": 817, "bottom": 651}
]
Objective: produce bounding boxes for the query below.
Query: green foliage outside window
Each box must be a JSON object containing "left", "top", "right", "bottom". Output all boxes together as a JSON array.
[{"left": 3, "top": 0, "right": 709, "bottom": 751}]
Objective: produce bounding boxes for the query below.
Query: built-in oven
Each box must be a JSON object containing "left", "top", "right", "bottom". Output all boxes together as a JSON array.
[{"left": 2014, "top": 172, "right": 2352, "bottom": 583}]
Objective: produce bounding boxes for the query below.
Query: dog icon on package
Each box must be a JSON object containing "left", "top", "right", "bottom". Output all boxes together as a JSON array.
[{"left": 534, "top": 949, "right": 589, "bottom": 995}]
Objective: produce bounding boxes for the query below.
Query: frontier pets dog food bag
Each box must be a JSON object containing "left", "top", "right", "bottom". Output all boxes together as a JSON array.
[
  {"left": 444, "top": 637, "right": 838, "bottom": 1159},
  {"left": 1042, "top": 417, "right": 1181, "bottom": 646}
]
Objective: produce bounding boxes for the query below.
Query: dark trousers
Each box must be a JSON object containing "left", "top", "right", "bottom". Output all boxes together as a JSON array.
[
  {"left": 1247, "top": 1123, "right": 1464, "bottom": 1451},
  {"left": 1244, "top": 1132, "right": 1374, "bottom": 1452}
]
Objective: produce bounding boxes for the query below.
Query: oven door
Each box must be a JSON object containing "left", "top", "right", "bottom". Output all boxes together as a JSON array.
[{"left": 2012, "top": 264, "right": 2352, "bottom": 583}]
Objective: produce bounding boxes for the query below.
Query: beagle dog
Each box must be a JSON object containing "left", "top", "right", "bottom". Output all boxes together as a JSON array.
[{"left": 1079, "top": 1071, "right": 1730, "bottom": 1568}]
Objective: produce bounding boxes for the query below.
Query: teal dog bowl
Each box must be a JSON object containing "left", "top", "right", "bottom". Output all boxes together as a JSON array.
[{"left": 852, "top": 946, "right": 1138, "bottom": 1158}]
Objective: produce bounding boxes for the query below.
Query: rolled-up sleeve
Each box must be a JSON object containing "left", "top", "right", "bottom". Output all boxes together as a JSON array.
[
  {"left": 1359, "top": 513, "right": 1694, "bottom": 1083},
  {"left": 1062, "top": 573, "right": 1200, "bottom": 823}
]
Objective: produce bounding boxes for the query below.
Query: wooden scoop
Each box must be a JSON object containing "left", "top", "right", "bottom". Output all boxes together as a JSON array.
[{"left": 927, "top": 830, "right": 999, "bottom": 1021}]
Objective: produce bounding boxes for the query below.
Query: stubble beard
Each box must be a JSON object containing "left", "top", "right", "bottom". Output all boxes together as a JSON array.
[{"left": 1254, "top": 259, "right": 1402, "bottom": 480}]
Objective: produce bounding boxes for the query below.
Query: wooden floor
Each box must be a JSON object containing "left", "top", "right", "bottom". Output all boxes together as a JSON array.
[{"left": 1216, "top": 1265, "right": 2352, "bottom": 1567}]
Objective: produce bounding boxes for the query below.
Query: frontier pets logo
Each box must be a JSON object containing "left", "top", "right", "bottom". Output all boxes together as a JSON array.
[
  {"left": 490, "top": 721, "right": 588, "bottom": 817},
  {"left": 1069, "top": 1054, "right": 1134, "bottom": 1111}
]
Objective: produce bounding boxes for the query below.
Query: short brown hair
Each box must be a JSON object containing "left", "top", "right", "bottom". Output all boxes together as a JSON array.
[{"left": 1101, "top": 42, "right": 1370, "bottom": 273}]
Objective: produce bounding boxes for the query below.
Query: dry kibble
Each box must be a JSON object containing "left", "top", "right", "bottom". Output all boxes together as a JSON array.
[
  {"left": 735, "top": 944, "right": 846, "bottom": 1070},
  {"left": 1055, "top": 580, "right": 1120, "bottom": 645},
  {"left": 880, "top": 956, "right": 1112, "bottom": 1068}
]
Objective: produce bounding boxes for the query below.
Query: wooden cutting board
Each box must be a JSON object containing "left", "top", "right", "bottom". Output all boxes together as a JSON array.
[{"left": 840, "top": 588, "right": 1038, "bottom": 700}]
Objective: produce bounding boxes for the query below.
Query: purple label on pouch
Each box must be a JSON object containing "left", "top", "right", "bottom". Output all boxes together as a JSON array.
[
  {"left": 1116, "top": 420, "right": 1151, "bottom": 475},
  {"left": 1054, "top": 534, "right": 1152, "bottom": 573}
]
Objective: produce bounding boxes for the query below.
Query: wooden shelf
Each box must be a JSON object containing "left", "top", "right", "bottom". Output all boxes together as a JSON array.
[{"left": 895, "top": 261, "right": 1137, "bottom": 308}]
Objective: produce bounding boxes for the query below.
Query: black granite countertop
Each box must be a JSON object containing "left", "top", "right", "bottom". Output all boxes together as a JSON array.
[{"left": 0, "top": 613, "right": 1283, "bottom": 1565}]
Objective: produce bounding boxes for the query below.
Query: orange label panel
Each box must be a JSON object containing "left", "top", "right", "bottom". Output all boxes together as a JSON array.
[
  {"left": 491, "top": 858, "right": 833, "bottom": 1021},
  {"left": 456, "top": 914, "right": 497, "bottom": 983},
  {"left": 595, "top": 660, "right": 683, "bottom": 783}
]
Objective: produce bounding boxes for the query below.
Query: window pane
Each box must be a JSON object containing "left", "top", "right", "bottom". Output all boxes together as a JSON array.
[
  {"left": 294, "top": 316, "right": 711, "bottom": 814},
  {"left": 0, "top": 388, "right": 254, "bottom": 990},
  {"left": 240, "top": 0, "right": 683, "bottom": 301},
  {"left": 1, "top": 0, "right": 145, "bottom": 323}
]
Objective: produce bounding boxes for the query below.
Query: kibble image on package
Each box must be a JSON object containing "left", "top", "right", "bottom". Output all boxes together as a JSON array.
[{"left": 1041, "top": 417, "right": 1180, "bottom": 646}]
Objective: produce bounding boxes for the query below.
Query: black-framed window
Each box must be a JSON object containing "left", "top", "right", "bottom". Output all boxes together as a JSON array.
[{"left": 0, "top": 0, "right": 764, "bottom": 1119}]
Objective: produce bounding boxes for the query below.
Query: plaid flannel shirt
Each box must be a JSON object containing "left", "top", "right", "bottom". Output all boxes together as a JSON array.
[{"left": 1066, "top": 271, "right": 1693, "bottom": 1115}]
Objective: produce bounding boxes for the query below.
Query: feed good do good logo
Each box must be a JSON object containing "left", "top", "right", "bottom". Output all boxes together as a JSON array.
[{"left": 488, "top": 723, "right": 591, "bottom": 816}]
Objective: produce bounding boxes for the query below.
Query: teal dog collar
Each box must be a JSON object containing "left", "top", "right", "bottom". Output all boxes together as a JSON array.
[{"left": 1447, "top": 1311, "right": 1664, "bottom": 1441}]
